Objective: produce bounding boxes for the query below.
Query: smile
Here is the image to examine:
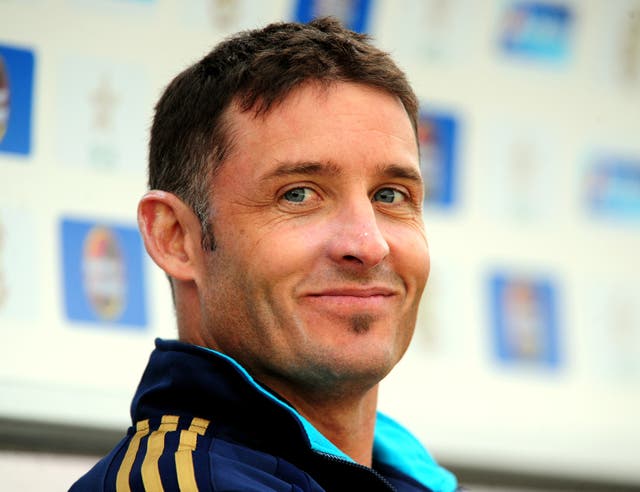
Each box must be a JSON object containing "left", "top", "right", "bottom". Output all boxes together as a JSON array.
[
  {"left": 309, "top": 287, "right": 396, "bottom": 297},
  {"left": 304, "top": 287, "right": 399, "bottom": 313}
]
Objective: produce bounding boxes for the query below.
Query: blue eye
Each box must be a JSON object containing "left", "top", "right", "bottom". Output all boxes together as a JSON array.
[
  {"left": 283, "top": 187, "right": 311, "bottom": 203},
  {"left": 373, "top": 188, "right": 404, "bottom": 203}
]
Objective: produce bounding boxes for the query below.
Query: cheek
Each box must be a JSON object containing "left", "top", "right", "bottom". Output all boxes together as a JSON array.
[
  {"left": 242, "top": 223, "right": 327, "bottom": 287},
  {"left": 388, "top": 225, "right": 430, "bottom": 289},
  {"left": 254, "top": 218, "right": 329, "bottom": 257}
]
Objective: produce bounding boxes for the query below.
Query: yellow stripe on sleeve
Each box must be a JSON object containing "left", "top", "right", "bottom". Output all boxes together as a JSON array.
[
  {"left": 175, "top": 417, "right": 210, "bottom": 491},
  {"left": 115, "top": 419, "right": 150, "bottom": 492},
  {"left": 140, "top": 415, "right": 180, "bottom": 491}
]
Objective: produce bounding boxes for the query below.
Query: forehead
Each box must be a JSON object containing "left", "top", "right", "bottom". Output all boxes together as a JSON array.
[{"left": 219, "top": 81, "right": 419, "bottom": 179}]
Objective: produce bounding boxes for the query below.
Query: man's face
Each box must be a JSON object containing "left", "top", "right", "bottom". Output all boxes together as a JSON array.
[{"left": 197, "top": 82, "right": 429, "bottom": 398}]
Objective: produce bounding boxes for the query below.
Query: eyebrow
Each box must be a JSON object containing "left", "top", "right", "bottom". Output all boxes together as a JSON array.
[
  {"left": 261, "top": 160, "right": 423, "bottom": 184},
  {"left": 377, "top": 163, "right": 423, "bottom": 184},
  {"left": 261, "top": 161, "right": 343, "bottom": 181}
]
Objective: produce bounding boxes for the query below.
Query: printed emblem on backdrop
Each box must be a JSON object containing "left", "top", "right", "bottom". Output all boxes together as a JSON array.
[
  {"left": 61, "top": 218, "right": 147, "bottom": 328},
  {"left": 618, "top": 2, "right": 640, "bottom": 86},
  {"left": 587, "top": 279, "right": 640, "bottom": 382},
  {"left": 206, "top": 0, "right": 243, "bottom": 29},
  {"left": 376, "top": 0, "right": 475, "bottom": 63},
  {"left": 584, "top": 154, "right": 640, "bottom": 221},
  {"left": 489, "top": 272, "right": 560, "bottom": 368},
  {"left": 414, "top": 264, "right": 462, "bottom": 358},
  {"left": 486, "top": 122, "right": 556, "bottom": 221},
  {"left": 599, "top": 0, "right": 640, "bottom": 88},
  {"left": 56, "top": 56, "right": 148, "bottom": 172},
  {"left": 72, "top": 0, "right": 155, "bottom": 10},
  {"left": 0, "top": 219, "right": 5, "bottom": 309},
  {"left": 0, "top": 209, "right": 38, "bottom": 321},
  {"left": 0, "top": 44, "right": 35, "bottom": 156},
  {"left": 184, "top": 0, "right": 276, "bottom": 32},
  {"left": 418, "top": 111, "right": 458, "bottom": 208},
  {"left": 70, "top": 0, "right": 156, "bottom": 18},
  {"left": 293, "top": 0, "right": 372, "bottom": 33},
  {"left": 497, "top": 1, "right": 574, "bottom": 63}
]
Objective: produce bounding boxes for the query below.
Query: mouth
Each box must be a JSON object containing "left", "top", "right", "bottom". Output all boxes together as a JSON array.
[
  {"left": 303, "top": 286, "right": 399, "bottom": 313},
  {"left": 308, "top": 287, "right": 397, "bottom": 298}
]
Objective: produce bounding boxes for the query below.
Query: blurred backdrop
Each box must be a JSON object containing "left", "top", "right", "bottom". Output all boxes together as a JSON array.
[{"left": 0, "top": 0, "right": 639, "bottom": 490}]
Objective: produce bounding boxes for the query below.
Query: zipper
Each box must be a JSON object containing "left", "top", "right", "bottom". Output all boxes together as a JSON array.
[{"left": 314, "top": 450, "right": 398, "bottom": 491}]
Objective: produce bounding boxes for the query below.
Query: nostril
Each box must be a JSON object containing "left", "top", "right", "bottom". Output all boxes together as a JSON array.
[{"left": 343, "top": 254, "right": 363, "bottom": 263}]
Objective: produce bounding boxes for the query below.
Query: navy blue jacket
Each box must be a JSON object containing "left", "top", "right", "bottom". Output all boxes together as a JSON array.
[{"left": 70, "top": 339, "right": 458, "bottom": 491}]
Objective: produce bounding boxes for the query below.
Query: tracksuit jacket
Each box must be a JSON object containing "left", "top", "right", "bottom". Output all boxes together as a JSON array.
[{"left": 70, "top": 339, "right": 459, "bottom": 492}]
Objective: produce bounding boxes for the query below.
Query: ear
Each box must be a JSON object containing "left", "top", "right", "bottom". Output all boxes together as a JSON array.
[{"left": 137, "top": 190, "right": 203, "bottom": 281}]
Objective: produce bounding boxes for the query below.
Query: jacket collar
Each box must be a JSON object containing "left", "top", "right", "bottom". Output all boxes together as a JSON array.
[{"left": 131, "top": 339, "right": 457, "bottom": 492}]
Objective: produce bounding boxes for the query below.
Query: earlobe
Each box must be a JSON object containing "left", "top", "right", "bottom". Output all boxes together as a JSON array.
[{"left": 137, "top": 191, "right": 202, "bottom": 281}]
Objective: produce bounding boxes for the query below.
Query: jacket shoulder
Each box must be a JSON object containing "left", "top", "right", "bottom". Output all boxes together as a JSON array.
[
  {"left": 69, "top": 415, "right": 325, "bottom": 492},
  {"left": 69, "top": 415, "right": 212, "bottom": 492},
  {"left": 69, "top": 434, "right": 130, "bottom": 492}
]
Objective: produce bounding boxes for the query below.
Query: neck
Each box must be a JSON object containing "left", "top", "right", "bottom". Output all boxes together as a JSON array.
[{"left": 273, "top": 383, "right": 380, "bottom": 466}]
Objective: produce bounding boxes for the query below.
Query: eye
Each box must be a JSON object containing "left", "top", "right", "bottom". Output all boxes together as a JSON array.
[
  {"left": 373, "top": 187, "right": 406, "bottom": 204},
  {"left": 282, "top": 187, "right": 315, "bottom": 203}
]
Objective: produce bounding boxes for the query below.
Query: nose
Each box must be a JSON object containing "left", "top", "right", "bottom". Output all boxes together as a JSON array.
[{"left": 327, "top": 198, "right": 390, "bottom": 270}]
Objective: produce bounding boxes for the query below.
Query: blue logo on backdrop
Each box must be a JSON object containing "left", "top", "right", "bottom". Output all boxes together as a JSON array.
[
  {"left": 489, "top": 272, "right": 560, "bottom": 368},
  {"left": 293, "top": 0, "right": 372, "bottom": 33},
  {"left": 498, "top": 1, "right": 573, "bottom": 62},
  {"left": 585, "top": 154, "right": 640, "bottom": 221},
  {"left": 61, "top": 218, "right": 147, "bottom": 329},
  {"left": 0, "top": 44, "right": 35, "bottom": 156},
  {"left": 418, "top": 111, "right": 458, "bottom": 208}
]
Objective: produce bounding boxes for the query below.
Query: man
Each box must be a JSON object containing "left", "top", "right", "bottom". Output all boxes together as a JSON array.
[{"left": 71, "top": 17, "right": 459, "bottom": 492}]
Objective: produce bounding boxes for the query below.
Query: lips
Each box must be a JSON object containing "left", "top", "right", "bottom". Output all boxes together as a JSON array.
[
  {"left": 307, "top": 287, "right": 396, "bottom": 298},
  {"left": 303, "top": 286, "right": 399, "bottom": 314}
]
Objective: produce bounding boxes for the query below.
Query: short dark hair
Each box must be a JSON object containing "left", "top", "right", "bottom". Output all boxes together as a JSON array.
[{"left": 149, "top": 17, "right": 418, "bottom": 250}]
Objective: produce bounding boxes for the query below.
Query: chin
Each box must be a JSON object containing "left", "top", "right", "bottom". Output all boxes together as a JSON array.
[{"left": 304, "top": 344, "right": 400, "bottom": 390}]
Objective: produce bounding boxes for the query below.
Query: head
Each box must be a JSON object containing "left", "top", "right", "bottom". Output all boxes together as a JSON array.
[
  {"left": 148, "top": 17, "right": 418, "bottom": 251},
  {"left": 139, "top": 18, "right": 427, "bottom": 404}
]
